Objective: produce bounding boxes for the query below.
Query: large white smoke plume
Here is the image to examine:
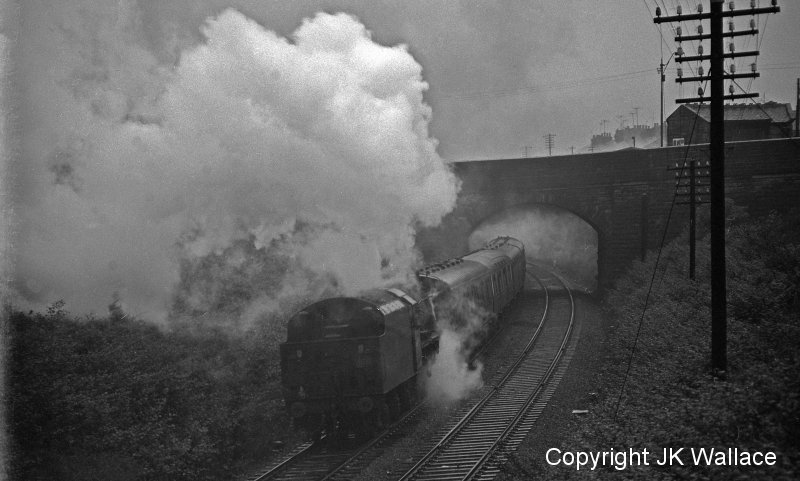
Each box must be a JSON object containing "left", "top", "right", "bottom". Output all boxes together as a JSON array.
[{"left": 11, "top": 5, "right": 458, "bottom": 328}]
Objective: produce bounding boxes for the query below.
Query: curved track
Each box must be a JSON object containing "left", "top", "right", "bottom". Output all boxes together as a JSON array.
[
  {"left": 245, "top": 314, "right": 525, "bottom": 481},
  {"left": 245, "top": 264, "right": 573, "bottom": 481},
  {"left": 396, "top": 263, "right": 575, "bottom": 481}
]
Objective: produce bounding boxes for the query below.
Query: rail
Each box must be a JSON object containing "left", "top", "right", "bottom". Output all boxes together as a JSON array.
[{"left": 397, "top": 264, "right": 574, "bottom": 481}]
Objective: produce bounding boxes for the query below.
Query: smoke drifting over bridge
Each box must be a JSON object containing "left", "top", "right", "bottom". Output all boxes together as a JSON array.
[{"left": 469, "top": 205, "right": 598, "bottom": 292}]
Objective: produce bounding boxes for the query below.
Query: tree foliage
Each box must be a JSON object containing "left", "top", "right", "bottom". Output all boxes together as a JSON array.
[{"left": 7, "top": 303, "right": 294, "bottom": 480}]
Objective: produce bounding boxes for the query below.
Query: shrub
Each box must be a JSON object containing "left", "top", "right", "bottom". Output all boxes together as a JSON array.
[{"left": 6, "top": 304, "right": 294, "bottom": 480}]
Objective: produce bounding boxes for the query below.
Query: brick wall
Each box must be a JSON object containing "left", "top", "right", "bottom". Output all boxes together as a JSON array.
[{"left": 416, "top": 138, "right": 800, "bottom": 289}]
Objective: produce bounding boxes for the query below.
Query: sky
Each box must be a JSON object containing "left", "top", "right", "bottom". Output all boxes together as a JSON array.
[
  {"left": 1, "top": 0, "right": 798, "bottom": 323},
  {"left": 11, "top": 1, "right": 799, "bottom": 159},
  {"left": 134, "top": 0, "right": 800, "bottom": 160}
]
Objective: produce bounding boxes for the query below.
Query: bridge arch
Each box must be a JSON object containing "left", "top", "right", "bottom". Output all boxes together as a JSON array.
[
  {"left": 416, "top": 139, "right": 800, "bottom": 291},
  {"left": 467, "top": 203, "right": 601, "bottom": 292}
]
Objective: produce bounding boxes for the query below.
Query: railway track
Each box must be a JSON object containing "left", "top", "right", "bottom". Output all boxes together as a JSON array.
[
  {"left": 269, "top": 404, "right": 428, "bottom": 481},
  {"left": 245, "top": 265, "right": 572, "bottom": 481},
  {"left": 244, "top": 318, "right": 525, "bottom": 481},
  {"left": 245, "top": 293, "right": 534, "bottom": 481},
  {"left": 396, "top": 263, "right": 575, "bottom": 481},
  {"left": 245, "top": 388, "right": 435, "bottom": 481}
]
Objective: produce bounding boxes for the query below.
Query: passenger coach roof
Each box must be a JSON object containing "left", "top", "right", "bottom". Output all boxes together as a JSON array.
[
  {"left": 416, "top": 236, "right": 523, "bottom": 291},
  {"left": 419, "top": 259, "right": 489, "bottom": 289},
  {"left": 462, "top": 249, "right": 511, "bottom": 269}
]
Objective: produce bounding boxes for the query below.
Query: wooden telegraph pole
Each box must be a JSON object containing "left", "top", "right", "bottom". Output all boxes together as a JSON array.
[
  {"left": 655, "top": 0, "right": 780, "bottom": 374},
  {"left": 708, "top": 0, "right": 727, "bottom": 375},
  {"left": 544, "top": 134, "right": 556, "bottom": 156},
  {"left": 668, "top": 159, "right": 710, "bottom": 279}
]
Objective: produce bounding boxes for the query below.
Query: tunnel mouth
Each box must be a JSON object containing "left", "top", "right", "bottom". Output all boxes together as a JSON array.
[{"left": 468, "top": 204, "right": 599, "bottom": 293}]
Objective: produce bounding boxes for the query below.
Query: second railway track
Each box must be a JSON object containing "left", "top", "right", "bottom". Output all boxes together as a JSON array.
[
  {"left": 396, "top": 263, "right": 575, "bottom": 481},
  {"left": 246, "top": 263, "right": 575, "bottom": 481}
]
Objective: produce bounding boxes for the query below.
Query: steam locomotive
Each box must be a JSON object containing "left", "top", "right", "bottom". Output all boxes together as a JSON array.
[{"left": 279, "top": 237, "right": 526, "bottom": 436}]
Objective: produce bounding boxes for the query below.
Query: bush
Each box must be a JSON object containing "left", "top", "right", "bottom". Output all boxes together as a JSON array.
[
  {"left": 502, "top": 208, "right": 800, "bottom": 480},
  {"left": 6, "top": 304, "right": 294, "bottom": 480}
]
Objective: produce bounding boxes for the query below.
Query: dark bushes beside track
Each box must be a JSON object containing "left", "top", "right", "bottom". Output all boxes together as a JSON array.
[
  {"left": 8, "top": 208, "right": 799, "bottom": 480},
  {"left": 500, "top": 208, "right": 800, "bottom": 480},
  {"left": 6, "top": 303, "right": 293, "bottom": 481}
]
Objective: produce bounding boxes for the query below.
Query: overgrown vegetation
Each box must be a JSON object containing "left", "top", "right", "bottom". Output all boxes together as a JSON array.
[
  {"left": 6, "top": 301, "right": 296, "bottom": 480},
  {"left": 502, "top": 207, "right": 800, "bottom": 480},
  {"left": 8, "top": 208, "right": 799, "bottom": 480}
]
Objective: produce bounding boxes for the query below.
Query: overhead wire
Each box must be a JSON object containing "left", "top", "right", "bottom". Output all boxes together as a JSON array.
[
  {"left": 609, "top": 2, "right": 794, "bottom": 419},
  {"left": 728, "top": 76, "right": 800, "bottom": 146},
  {"left": 614, "top": 2, "right": 745, "bottom": 416},
  {"left": 642, "top": 0, "right": 680, "bottom": 54},
  {"left": 442, "top": 1, "right": 761, "bottom": 104},
  {"left": 645, "top": 0, "right": 675, "bottom": 112},
  {"left": 654, "top": 0, "right": 706, "bottom": 98},
  {"left": 760, "top": 63, "right": 800, "bottom": 70},
  {"left": 436, "top": 69, "right": 654, "bottom": 101},
  {"left": 613, "top": 88, "right": 706, "bottom": 420}
]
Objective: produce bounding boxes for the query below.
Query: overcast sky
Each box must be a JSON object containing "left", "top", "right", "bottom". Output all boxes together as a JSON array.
[
  {"left": 2, "top": 0, "right": 799, "bottom": 319},
  {"left": 14, "top": 0, "right": 800, "bottom": 160},
  {"left": 128, "top": 0, "right": 800, "bottom": 159}
]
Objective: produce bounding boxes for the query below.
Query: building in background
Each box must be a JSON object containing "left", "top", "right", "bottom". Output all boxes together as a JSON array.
[
  {"left": 613, "top": 123, "right": 660, "bottom": 145},
  {"left": 589, "top": 123, "right": 660, "bottom": 151},
  {"left": 666, "top": 101, "right": 796, "bottom": 146},
  {"left": 589, "top": 131, "right": 613, "bottom": 151}
]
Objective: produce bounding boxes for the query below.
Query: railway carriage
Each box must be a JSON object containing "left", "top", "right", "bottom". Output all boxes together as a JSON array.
[
  {"left": 417, "top": 236, "right": 525, "bottom": 317},
  {"left": 280, "top": 236, "right": 525, "bottom": 437}
]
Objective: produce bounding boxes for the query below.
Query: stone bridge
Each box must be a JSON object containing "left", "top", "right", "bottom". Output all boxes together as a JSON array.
[{"left": 417, "top": 138, "right": 800, "bottom": 289}]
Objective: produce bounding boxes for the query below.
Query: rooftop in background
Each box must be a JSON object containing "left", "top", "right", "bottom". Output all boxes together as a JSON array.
[
  {"left": 680, "top": 101, "right": 795, "bottom": 124},
  {"left": 666, "top": 101, "right": 797, "bottom": 146}
]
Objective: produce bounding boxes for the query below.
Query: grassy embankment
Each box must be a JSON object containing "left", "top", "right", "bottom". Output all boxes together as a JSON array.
[{"left": 501, "top": 208, "right": 800, "bottom": 480}]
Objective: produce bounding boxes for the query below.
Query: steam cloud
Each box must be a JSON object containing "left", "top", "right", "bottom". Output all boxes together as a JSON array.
[
  {"left": 469, "top": 206, "right": 598, "bottom": 291},
  {"left": 423, "top": 201, "right": 598, "bottom": 403},
  {"left": 425, "top": 292, "right": 491, "bottom": 403},
  {"left": 10, "top": 5, "right": 458, "bottom": 327},
  {"left": 426, "top": 329, "right": 484, "bottom": 404}
]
